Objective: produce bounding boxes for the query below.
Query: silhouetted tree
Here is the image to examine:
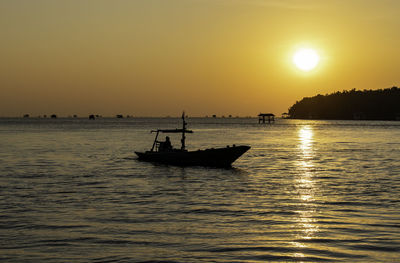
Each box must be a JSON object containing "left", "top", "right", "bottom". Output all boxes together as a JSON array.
[{"left": 288, "top": 87, "right": 400, "bottom": 120}]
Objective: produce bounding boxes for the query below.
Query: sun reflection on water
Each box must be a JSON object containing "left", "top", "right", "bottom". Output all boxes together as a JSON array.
[
  {"left": 293, "top": 125, "right": 319, "bottom": 254},
  {"left": 299, "top": 126, "right": 314, "bottom": 157}
]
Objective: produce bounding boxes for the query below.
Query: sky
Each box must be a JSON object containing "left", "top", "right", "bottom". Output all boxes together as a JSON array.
[{"left": 1, "top": 0, "right": 400, "bottom": 117}]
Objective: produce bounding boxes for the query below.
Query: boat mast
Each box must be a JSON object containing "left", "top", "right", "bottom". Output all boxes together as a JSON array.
[
  {"left": 151, "top": 130, "right": 160, "bottom": 152},
  {"left": 181, "top": 112, "right": 186, "bottom": 150}
]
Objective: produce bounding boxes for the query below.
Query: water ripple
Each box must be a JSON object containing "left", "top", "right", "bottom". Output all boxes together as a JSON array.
[{"left": 1, "top": 118, "right": 400, "bottom": 262}]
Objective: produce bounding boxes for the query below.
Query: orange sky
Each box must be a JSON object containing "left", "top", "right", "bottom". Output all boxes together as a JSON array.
[{"left": 1, "top": 0, "right": 399, "bottom": 117}]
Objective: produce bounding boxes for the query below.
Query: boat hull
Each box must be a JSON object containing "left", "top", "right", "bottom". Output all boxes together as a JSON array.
[{"left": 135, "top": 145, "right": 250, "bottom": 167}]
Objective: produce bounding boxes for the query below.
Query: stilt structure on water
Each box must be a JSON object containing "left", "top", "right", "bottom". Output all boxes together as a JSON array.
[{"left": 258, "top": 113, "right": 275, "bottom": 124}]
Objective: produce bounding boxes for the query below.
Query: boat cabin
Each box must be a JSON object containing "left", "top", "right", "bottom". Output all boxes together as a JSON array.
[{"left": 150, "top": 113, "right": 193, "bottom": 152}]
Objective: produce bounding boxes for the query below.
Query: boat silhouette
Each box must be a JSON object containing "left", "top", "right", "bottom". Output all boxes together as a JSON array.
[{"left": 135, "top": 113, "right": 250, "bottom": 167}]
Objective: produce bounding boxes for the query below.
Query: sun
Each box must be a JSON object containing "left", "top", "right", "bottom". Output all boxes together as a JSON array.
[{"left": 293, "top": 48, "right": 320, "bottom": 71}]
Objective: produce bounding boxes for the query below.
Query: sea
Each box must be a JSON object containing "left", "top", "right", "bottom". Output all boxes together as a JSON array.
[{"left": 0, "top": 117, "right": 399, "bottom": 262}]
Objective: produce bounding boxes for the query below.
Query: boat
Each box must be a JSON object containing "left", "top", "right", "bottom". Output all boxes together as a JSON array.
[{"left": 135, "top": 113, "right": 250, "bottom": 167}]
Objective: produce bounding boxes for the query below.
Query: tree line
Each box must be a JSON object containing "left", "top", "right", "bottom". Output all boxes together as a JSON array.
[{"left": 287, "top": 87, "right": 400, "bottom": 120}]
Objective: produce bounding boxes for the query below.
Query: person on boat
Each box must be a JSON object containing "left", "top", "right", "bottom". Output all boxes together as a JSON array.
[{"left": 159, "top": 136, "right": 173, "bottom": 151}]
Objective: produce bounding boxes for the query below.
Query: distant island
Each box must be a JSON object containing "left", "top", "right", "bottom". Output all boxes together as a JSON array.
[{"left": 287, "top": 87, "right": 400, "bottom": 120}]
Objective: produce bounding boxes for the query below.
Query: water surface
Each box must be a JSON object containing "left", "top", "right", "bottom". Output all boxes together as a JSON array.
[{"left": 1, "top": 118, "right": 399, "bottom": 262}]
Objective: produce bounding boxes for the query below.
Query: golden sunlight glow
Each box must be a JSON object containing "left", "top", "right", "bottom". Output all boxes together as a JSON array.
[
  {"left": 294, "top": 125, "right": 319, "bottom": 245},
  {"left": 293, "top": 49, "right": 320, "bottom": 71},
  {"left": 1, "top": 1, "right": 400, "bottom": 117},
  {"left": 298, "top": 126, "right": 313, "bottom": 154}
]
